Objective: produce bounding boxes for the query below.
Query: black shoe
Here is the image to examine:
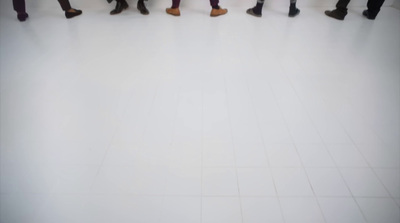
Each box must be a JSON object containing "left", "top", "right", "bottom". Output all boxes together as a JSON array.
[
  {"left": 137, "top": 1, "right": 149, "bottom": 15},
  {"left": 65, "top": 9, "right": 82, "bottom": 19},
  {"left": 325, "top": 9, "right": 346, "bottom": 20},
  {"left": 289, "top": 7, "right": 300, "bottom": 17},
  {"left": 362, "top": 10, "right": 376, "bottom": 20},
  {"left": 246, "top": 8, "right": 261, "bottom": 17},
  {"left": 17, "top": 12, "right": 29, "bottom": 22},
  {"left": 110, "top": 0, "right": 129, "bottom": 15}
]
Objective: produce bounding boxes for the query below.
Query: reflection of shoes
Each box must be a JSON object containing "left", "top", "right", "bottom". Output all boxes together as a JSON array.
[
  {"left": 362, "top": 10, "right": 376, "bottom": 20},
  {"left": 166, "top": 7, "right": 180, "bottom": 16},
  {"left": 288, "top": 8, "right": 300, "bottom": 17},
  {"left": 210, "top": 7, "right": 228, "bottom": 17},
  {"left": 246, "top": 8, "right": 261, "bottom": 17},
  {"left": 324, "top": 9, "right": 346, "bottom": 20},
  {"left": 17, "top": 12, "right": 29, "bottom": 21},
  {"left": 65, "top": 9, "right": 82, "bottom": 19},
  {"left": 110, "top": 0, "right": 129, "bottom": 15},
  {"left": 137, "top": 1, "right": 149, "bottom": 15}
]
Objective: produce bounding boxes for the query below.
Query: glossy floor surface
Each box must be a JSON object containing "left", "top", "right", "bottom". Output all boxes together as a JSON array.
[{"left": 1, "top": 2, "right": 399, "bottom": 223}]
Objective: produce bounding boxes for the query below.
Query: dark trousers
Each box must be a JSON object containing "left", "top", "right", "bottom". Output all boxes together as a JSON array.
[
  {"left": 13, "top": 0, "right": 72, "bottom": 12},
  {"left": 172, "top": 0, "right": 219, "bottom": 8},
  {"left": 336, "top": 0, "right": 385, "bottom": 16}
]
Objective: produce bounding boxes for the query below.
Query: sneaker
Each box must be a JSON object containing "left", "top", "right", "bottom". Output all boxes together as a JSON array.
[
  {"left": 210, "top": 7, "right": 228, "bottom": 17},
  {"left": 325, "top": 9, "right": 346, "bottom": 20},
  {"left": 246, "top": 8, "right": 261, "bottom": 17},
  {"left": 166, "top": 7, "right": 180, "bottom": 16}
]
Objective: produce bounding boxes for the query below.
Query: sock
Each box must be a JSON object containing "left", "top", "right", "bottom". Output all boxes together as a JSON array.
[
  {"left": 290, "top": 2, "right": 296, "bottom": 10},
  {"left": 212, "top": 5, "right": 220, "bottom": 9}
]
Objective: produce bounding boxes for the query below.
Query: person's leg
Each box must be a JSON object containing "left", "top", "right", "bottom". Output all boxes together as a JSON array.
[
  {"left": 325, "top": 0, "right": 350, "bottom": 20},
  {"left": 58, "top": 0, "right": 72, "bottom": 11},
  {"left": 364, "top": 0, "right": 385, "bottom": 19},
  {"left": 209, "top": 0, "right": 220, "bottom": 9},
  {"left": 13, "top": 0, "right": 29, "bottom": 21},
  {"left": 289, "top": 0, "right": 300, "bottom": 17},
  {"left": 137, "top": 0, "right": 149, "bottom": 15},
  {"left": 335, "top": 0, "right": 351, "bottom": 13},
  {"left": 166, "top": 0, "right": 181, "bottom": 16},
  {"left": 13, "top": 0, "right": 25, "bottom": 12},
  {"left": 171, "top": 0, "right": 180, "bottom": 8}
]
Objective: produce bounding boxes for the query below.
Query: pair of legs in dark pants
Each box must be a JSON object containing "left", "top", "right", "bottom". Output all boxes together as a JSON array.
[
  {"left": 247, "top": 0, "right": 300, "bottom": 17},
  {"left": 13, "top": 0, "right": 82, "bottom": 21},
  {"left": 108, "top": 0, "right": 149, "bottom": 15},
  {"left": 336, "top": 0, "right": 385, "bottom": 17},
  {"left": 166, "top": 0, "right": 227, "bottom": 17},
  {"left": 171, "top": 0, "right": 220, "bottom": 8},
  {"left": 326, "top": 0, "right": 385, "bottom": 20},
  {"left": 13, "top": 0, "right": 73, "bottom": 13}
]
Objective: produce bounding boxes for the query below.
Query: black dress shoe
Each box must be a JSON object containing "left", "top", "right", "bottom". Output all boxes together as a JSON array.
[
  {"left": 110, "top": 0, "right": 129, "bottom": 15},
  {"left": 362, "top": 10, "right": 376, "bottom": 20},
  {"left": 289, "top": 7, "right": 300, "bottom": 17},
  {"left": 137, "top": 0, "right": 149, "bottom": 15},
  {"left": 65, "top": 9, "right": 82, "bottom": 19},
  {"left": 17, "top": 12, "right": 29, "bottom": 22},
  {"left": 325, "top": 9, "right": 346, "bottom": 20}
]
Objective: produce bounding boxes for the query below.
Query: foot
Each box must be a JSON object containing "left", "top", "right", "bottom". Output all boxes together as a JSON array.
[
  {"left": 137, "top": 1, "right": 149, "bottom": 15},
  {"left": 246, "top": 8, "right": 261, "bottom": 17},
  {"left": 325, "top": 9, "right": 346, "bottom": 20},
  {"left": 210, "top": 7, "right": 228, "bottom": 17},
  {"left": 362, "top": 10, "right": 376, "bottom": 20},
  {"left": 65, "top": 8, "right": 82, "bottom": 19},
  {"left": 17, "top": 12, "right": 29, "bottom": 22},
  {"left": 166, "top": 7, "right": 180, "bottom": 16},
  {"left": 288, "top": 8, "right": 300, "bottom": 17},
  {"left": 110, "top": 0, "right": 129, "bottom": 15}
]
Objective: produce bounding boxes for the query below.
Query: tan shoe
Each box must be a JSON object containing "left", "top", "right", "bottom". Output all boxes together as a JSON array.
[
  {"left": 210, "top": 7, "right": 227, "bottom": 17},
  {"left": 166, "top": 7, "right": 180, "bottom": 16}
]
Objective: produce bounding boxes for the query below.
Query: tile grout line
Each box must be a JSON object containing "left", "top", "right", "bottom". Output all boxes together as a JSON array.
[{"left": 223, "top": 72, "right": 245, "bottom": 223}]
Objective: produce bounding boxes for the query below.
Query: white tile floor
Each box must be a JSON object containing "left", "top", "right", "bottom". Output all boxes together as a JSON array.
[{"left": 1, "top": 1, "right": 400, "bottom": 222}]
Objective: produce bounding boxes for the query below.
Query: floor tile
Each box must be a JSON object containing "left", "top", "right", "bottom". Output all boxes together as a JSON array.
[
  {"left": 306, "top": 168, "right": 351, "bottom": 196},
  {"left": 340, "top": 168, "right": 390, "bottom": 197},
  {"left": 356, "top": 198, "right": 400, "bottom": 223},
  {"left": 272, "top": 168, "right": 314, "bottom": 196},
  {"left": 241, "top": 197, "right": 284, "bottom": 223},
  {"left": 318, "top": 197, "right": 366, "bottom": 223},
  {"left": 237, "top": 168, "right": 276, "bottom": 196},
  {"left": 202, "top": 197, "right": 242, "bottom": 223},
  {"left": 202, "top": 168, "right": 239, "bottom": 196},
  {"left": 280, "top": 197, "right": 325, "bottom": 223}
]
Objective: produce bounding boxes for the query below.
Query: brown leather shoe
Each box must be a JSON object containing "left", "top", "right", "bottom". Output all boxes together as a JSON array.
[
  {"left": 166, "top": 8, "right": 180, "bottom": 16},
  {"left": 210, "top": 7, "right": 227, "bottom": 17}
]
